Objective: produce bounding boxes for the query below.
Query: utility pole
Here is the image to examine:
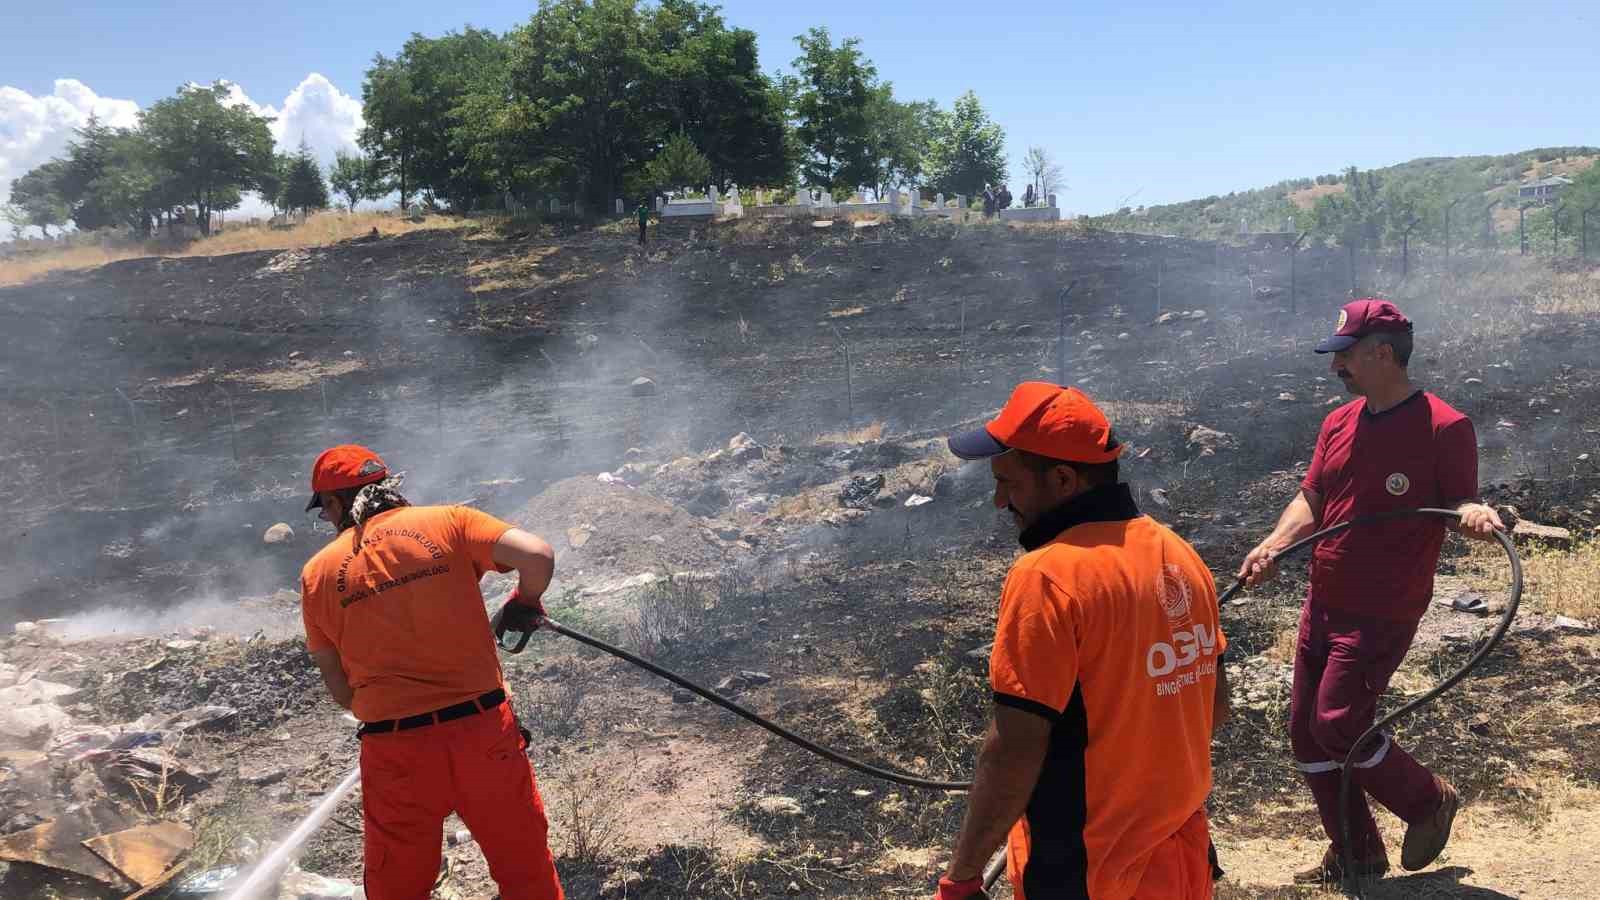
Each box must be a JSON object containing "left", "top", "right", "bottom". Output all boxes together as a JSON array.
[
  {"left": 1400, "top": 215, "right": 1420, "bottom": 279},
  {"left": 1553, "top": 202, "right": 1566, "bottom": 257},
  {"left": 1519, "top": 203, "right": 1533, "bottom": 256}
]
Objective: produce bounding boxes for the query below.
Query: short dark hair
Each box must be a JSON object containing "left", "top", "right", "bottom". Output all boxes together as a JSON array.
[
  {"left": 1371, "top": 330, "right": 1413, "bottom": 367},
  {"left": 1015, "top": 449, "right": 1121, "bottom": 487}
]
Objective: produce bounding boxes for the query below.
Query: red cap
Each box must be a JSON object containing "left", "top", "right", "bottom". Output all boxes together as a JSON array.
[
  {"left": 948, "top": 382, "right": 1122, "bottom": 463},
  {"left": 305, "top": 444, "right": 388, "bottom": 511},
  {"left": 1315, "top": 298, "right": 1413, "bottom": 353}
]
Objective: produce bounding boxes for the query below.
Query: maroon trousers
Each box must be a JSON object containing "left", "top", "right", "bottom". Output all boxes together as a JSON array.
[{"left": 1289, "top": 603, "right": 1442, "bottom": 858}]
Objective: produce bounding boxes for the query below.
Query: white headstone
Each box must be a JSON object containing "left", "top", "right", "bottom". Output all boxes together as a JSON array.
[
  {"left": 616, "top": 199, "right": 625, "bottom": 215},
  {"left": 1239, "top": 217, "right": 1248, "bottom": 235},
  {"left": 1048, "top": 193, "right": 1058, "bottom": 209},
  {"left": 655, "top": 196, "right": 664, "bottom": 211},
  {"left": 935, "top": 193, "right": 945, "bottom": 209},
  {"left": 886, "top": 188, "right": 899, "bottom": 211},
  {"left": 956, "top": 194, "right": 967, "bottom": 211},
  {"left": 709, "top": 185, "right": 719, "bottom": 203},
  {"left": 820, "top": 190, "right": 834, "bottom": 207},
  {"left": 551, "top": 197, "right": 561, "bottom": 214}
]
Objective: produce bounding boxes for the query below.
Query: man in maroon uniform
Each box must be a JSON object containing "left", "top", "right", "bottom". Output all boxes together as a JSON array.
[{"left": 1238, "top": 299, "right": 1504, "bottom": 884}]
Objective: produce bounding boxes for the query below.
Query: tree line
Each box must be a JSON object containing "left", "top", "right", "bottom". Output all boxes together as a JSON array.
[
  {"left": 7, "top": 0, "right": 1036, "bottom": 238},
  {"left": 1, "top": 84, "right": 353, "bottom": 240},
  {"left": 356, "top": 2, "right": 1015, "bottom": 212}
]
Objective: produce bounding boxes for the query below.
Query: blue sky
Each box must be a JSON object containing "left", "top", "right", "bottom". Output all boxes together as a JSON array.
[{"left": 3, "top": 0, "right": 1597, "bottom": 215}]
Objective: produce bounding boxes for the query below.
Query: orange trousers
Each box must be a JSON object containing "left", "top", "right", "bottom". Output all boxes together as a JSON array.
[{"left": 359, "top": 702, "right": 563, "bottom": 900}]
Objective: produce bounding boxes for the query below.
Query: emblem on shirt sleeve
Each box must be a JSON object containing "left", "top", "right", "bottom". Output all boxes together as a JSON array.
[
  {"left": 1385, "top": 472, "right": 1411, "bottom": 496},
  {"left": 1156, "top": 564, "right": 1193, "bottom": 621}
]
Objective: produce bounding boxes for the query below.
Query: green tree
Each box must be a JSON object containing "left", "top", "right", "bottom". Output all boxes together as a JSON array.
[
  {"left": 649, "top": 2, "right": 791, "bottom": 189},
  {"left": 925, "top": 90, "right": 1007, "bottom": 198},
  {"left": 789, "top": 27, "right": 876, "bottom": 192},
  {"left": 391, "top": 28, "right": 510, "bottom": 210},
  {"left": 2, "top": 203, "right": 28, "bottom": 239},
  {"left": 644, "top": 130, "right": 712, "bottom": 193},
  {"left": 866, "top": 89, "right": 936, "bottom": 197},
  {"left": 494, "top": 0, "right": 659, "bottom": 208},
  {"left": 360, "top": 54, "right": 424, "bottom": 211},
  {"left": 256, "top": 153, "right": 295, "bottom": 216},
  {"left": 7, "top": 162, "right": 72, "bottom": 236},
  {"left": 330, "top": 150, "right": 372, "bottom": 210},
  {"left": 139, "top": 84, "right": 276, "bottom": 235},
  {"left": 282, "top": 144, "right": 331, "bottom": 219}
]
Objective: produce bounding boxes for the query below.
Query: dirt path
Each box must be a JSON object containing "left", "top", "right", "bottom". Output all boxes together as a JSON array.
[{"left": 1217, "top": 789, "right": 1600, "bottom": 899}]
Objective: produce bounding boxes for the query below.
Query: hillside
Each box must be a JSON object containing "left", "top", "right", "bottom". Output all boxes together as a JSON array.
[
  {"left": 1098, "top": 145, "right": 1600, "bottom": 241},
  {"left": 2, "top": 217, "right": 1599, "bottom": 899}
]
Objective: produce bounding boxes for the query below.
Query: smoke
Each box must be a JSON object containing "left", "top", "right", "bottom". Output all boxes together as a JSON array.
[{"left": 51, "top": 591, "right": 300, "bottom": 641}]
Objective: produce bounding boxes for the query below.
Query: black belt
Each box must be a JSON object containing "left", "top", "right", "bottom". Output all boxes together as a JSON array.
[{"left": 357, "top": 688, "right": 506, "bottom": 737}]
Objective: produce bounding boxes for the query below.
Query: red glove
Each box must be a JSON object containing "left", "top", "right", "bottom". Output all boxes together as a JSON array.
[
  {"left": 934, "top": 875, "right": 986, "bottom": 900},
  {"left": 506, "top": 587, "right": 547, "bottom": 617}
]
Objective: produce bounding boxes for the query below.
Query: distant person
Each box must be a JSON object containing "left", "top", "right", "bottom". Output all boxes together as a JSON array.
[
  {"left": 997, "top": 184, "right": 1013, "bottom": 213},
  {"left": 1238, "top": 299, "right": 1504, "bottom": 885},
  {"left": 1023, "top": 184, "right": 1037, "bottom": 208},
  {"left": 299, "top": 445, "right": 565, "bottom": 900},
  {"left": 636, "top": 199, "right": 651, "bottom": 245},
  {"left": 982, "top": 185, "right": 997, "bottom": 220},
  {"left": 935, "top": 383, "right": 1228, "bottom": 900}
]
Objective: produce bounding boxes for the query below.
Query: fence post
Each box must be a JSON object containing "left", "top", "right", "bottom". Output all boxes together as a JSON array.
[
  {"left": 1519, "top": 204, "right": 1531, "bottom": 256},
  {"left": 1444, "top": 195, "right": 1467, "bottom": 265},
  {"left": 1057, "top": 280, "right": 1078, "bottom": 381},
  {"left": 1553, "top": 203, "right": 1566, "bottom": 257},
  {"left": 1290, "top": 232, "right": 1309, "bottom": 314}
]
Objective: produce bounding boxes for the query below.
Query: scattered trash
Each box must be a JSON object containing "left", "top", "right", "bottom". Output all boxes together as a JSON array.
[
  {"left": 1511, "top": 520, "right": 1573, "bottom": 548},
  {"left": 838, "top": 474, "right": 885, "bottom": 509},
  {"left": 595, "top": 472, "right": 624, "bottom": 485},
  {"left": 1553, "top": 616, "right": 1595, "bottom": 634},
  {"left": 755, "top": 796, "right": 804, "bottom": 816},
  {"left": 173, "top": 864, "right": 242, "bottom": 895},
  {"left": 1148, "top": 488, "right": 1171, "bottom": 508},
  {"left": 904, "top": 494, "right": 933, "bottom": 508},
  {"left": 83, "top": 821, "right": 194, "bottom": 887},
  {"left": 0, "top": 803, "right": 138, "bottom": 889},
  {"left": 566, "top": 525, "right": 595, "bottom": 549},
  {"left": 1434, "top": 592, "right": 1489, "bottom": 615}
]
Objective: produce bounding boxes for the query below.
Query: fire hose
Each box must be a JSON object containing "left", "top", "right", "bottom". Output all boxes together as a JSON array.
[{"left": 497, "top": 507, "right": 1520, "bottom": 897}]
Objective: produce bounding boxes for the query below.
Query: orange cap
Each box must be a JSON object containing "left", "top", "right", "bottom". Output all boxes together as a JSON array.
[
  {"left": 305, "top": 444, "right": 388, "bottom": 511},
  {"left": 948, "top": 382, "right": 1122, "bottom": 464}
]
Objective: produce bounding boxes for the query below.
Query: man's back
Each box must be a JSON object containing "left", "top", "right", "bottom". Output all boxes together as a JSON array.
[
  {"left": 995, "top": 513, "right": 1224, "bottom": 898},
  {"left": 300, "top": 504, "right": 514, "bottom": 721}
]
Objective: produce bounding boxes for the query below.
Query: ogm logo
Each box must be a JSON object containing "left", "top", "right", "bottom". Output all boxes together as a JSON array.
[
  {"left": 1336, "top": 309, "right": 1349, "bottom": 332},
  {"left": 1385, "top": 472, "right": 1411, "bottom": 496},
  {"left": 1156, "top": 564, "right": 1193, "bottom": 622}
]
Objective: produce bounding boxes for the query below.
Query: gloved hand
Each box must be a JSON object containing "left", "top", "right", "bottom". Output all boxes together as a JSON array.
[
  {"left": 933, "top": 875, "right": 987, "bottom": 900},
  {"left": 491, "top": 588, "right": 547, "bottom": 652}
]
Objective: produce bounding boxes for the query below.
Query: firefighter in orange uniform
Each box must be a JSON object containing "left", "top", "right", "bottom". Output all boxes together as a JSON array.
[{"left": 936, "top": 384, "right": 1229, "bottom": 900}]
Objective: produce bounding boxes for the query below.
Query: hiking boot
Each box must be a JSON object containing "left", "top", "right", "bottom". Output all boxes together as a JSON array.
[
  {"left": 1402, "top": 777, "right": 1460, "bottom": 871},
  {"left": 1292, "top": 846, "right": 1389, "bottom": 885}
]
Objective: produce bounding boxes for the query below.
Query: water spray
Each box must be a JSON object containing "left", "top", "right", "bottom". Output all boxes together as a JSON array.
[{"left": 221, "top": 766, "right": 361, "bottom": 900}]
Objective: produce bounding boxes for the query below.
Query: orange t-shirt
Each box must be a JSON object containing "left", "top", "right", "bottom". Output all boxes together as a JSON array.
[
  {"left": 990, "top": 487, "right": 1225, "bottom": 900},
  {"left": 300, "top": 505, "right": 516, "bottom": 722}
]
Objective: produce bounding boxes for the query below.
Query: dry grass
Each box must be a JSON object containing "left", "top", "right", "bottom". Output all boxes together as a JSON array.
[
  {"left": 1530, "top": 269, "right": 1600, "bottom": 315},
  {"left": 1286, "top": 182, "right": 1347, "bottom": 210},
  {"left": 815, "top": 421, "right": 885, "bottom": 445},
  {"left": 1515, "top": 540, "right": 1600, "bottom": 620},
  {"left": 0, "top": 211, "right": 465, "bottom": 286}
]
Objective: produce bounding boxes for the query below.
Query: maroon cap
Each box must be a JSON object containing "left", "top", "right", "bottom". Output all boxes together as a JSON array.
[{"left": 1315, "top": 298, "right": 1413, "bottom": 353}]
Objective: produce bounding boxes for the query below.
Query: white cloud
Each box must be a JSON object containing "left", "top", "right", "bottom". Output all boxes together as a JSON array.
[
  {"left": 1, "top": 74, "right": 364, "bottom": 215},
  {"left": 0, "top": 79, "right": 139, "bottom": 204}
]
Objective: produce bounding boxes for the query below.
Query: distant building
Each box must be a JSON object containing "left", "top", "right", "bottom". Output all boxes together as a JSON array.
[{"left": 1519, "top": 175, "right": 1572, "bottom": 203}]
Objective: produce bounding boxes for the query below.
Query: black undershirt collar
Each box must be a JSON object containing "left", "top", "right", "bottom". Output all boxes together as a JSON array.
[
  {"left": 1361, "top": 389, "right": 1424, "bottom": 419},
  {"left": 1018, "top": 483, "right": 1142, "bottom": 551}
]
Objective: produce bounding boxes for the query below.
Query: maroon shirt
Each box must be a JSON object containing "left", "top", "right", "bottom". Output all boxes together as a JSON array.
[{"left": 1300, "top": 391, "right": 1478, "bottom": 622}]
